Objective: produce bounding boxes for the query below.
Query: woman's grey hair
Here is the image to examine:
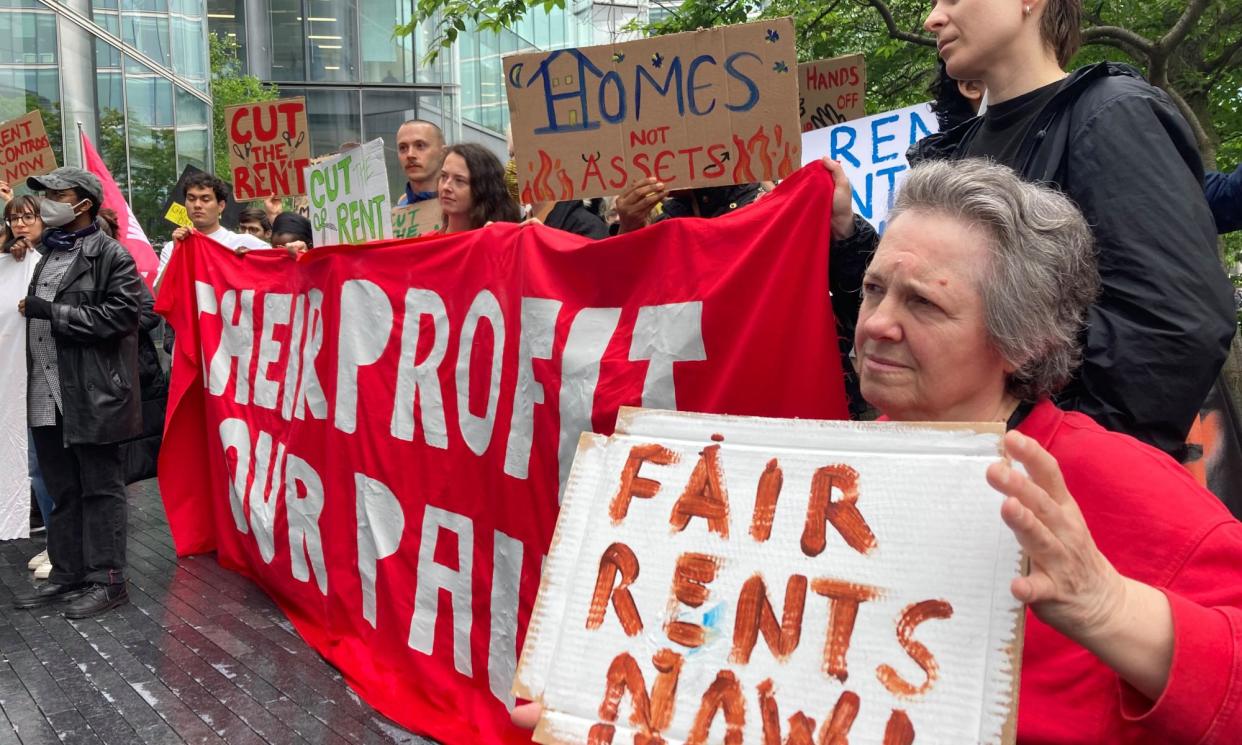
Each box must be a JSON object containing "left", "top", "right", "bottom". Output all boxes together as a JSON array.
[{"left": 888, "top": 159, "right": 1100, "bottom": 401}]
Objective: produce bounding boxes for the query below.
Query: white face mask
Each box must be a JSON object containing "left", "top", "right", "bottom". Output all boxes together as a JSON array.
[{"left": 40, "top": 198, "right": 88, "bottom": 228}]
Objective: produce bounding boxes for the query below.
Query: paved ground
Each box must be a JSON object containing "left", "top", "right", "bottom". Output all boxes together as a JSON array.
[{"left": 0, "top": 479, "right": 436, "bottom": 745}]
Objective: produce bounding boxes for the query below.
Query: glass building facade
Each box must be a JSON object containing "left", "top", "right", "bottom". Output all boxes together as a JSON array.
[
  {"left": 208, "top": 0, "right": 593, "bottom": 198},
  {"left": 0, "top": 0, "right": 211, "bottom": 238}
]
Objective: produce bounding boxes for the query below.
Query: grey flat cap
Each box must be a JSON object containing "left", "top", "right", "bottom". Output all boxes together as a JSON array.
[{"left": 28, "top": 167, "right": 104, "bottom": 204}]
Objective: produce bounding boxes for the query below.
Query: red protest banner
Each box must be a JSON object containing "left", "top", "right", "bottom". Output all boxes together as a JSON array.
[
  {"left": 154, "top": 163, "right": 847, "bottom": 744},
  {"left": 226, "top": 97, "right": 312, "bottom": 199},
  {"left": 0, "top": 110, "right": 57, "bottom": 183}
]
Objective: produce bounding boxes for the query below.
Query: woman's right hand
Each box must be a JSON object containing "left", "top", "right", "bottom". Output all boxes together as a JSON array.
[
  {"left": 820, "top": 158, "right": 857, "bottom": 241},
  {"left": 8, "top": 236, "right": 29, "bottom": 261}
]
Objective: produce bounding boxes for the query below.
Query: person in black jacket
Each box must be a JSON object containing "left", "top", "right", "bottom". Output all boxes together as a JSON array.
[
  {"left": 1205, "top": 166, "right": 1241, "bottom": 236},
  {"left": 825, "top": 0, "right": 1235, "bottom": 458},
  {"left": 530, "top": 199, "right": 609, "bottom": 239},
  {"left": 13, "top": 167, "right": 142, "bottom": 619}
]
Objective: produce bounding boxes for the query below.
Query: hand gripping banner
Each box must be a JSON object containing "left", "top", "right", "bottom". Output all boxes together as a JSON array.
[{"left": 155, "top": 163, "right": 847, "bottom": 743}]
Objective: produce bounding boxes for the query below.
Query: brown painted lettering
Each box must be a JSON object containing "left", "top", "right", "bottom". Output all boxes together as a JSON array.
[
  {"left": 750, "top": 458, "right": 783, "bottom": 542},
  {"left": 877, "top": 599, "right": 954, "bottom": 697},
  {"left": 882, "top": 709, "right": 915, "bottom": 745},
  {"left": 687, "top": 670, "right": 745, "bottom": 745},
  {"left": 611, "top": 444, "right": 679, "bottom": 524},
  {"left": 731, "top": 574, "right": 808, "bottom": 664},
  {"left": 757, "top": 679, "right": 815, "bottom": 745},
  {"left": 811, "top": 579, "right": 880, "bottom": 682},
  {"left": 818, "top": 690, "right": 861, "bottom": 744},
  {"left": 587, "top": 543, "right": 643, "bottom": 636},
  {"left": 757, "top": 679, "right": 861, "bottom": 745},
  {"left": 801, "top": 464, "right": 877, "bottom": 557},
  {"left": 671, "top": 444, "right": 731, "bottom": 537},
  {"left": 665, "top": 553, "right": 720, "bottom": 647},
  {"left": 591, "top": 649, "right": 683, "bottom": 744}
]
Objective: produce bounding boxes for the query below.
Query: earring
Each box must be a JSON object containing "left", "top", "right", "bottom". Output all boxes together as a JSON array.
[{"left": 1023, "top": 4, "right": 1032, "bottom": 15}]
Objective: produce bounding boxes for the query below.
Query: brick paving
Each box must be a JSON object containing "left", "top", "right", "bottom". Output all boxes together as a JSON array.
[{"left": 0, "top": 479, "right": 437, "bottom": 745}]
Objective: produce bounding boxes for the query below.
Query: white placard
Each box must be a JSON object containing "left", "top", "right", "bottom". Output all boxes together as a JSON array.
[
  {"left": 802, "top": 102, "right": 939, "bottom": 234},
  {"left": 305, "top": 138, "right": 392, "bottom": 247},
  {"left": 516, "top": 407, "right": 1023, "bottom": 744},
  {"left": 0, "top": 253, "right": 36, "bottom": 539}
]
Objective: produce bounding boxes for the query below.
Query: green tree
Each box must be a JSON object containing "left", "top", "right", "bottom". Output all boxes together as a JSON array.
[{"left": 210, "top": 34, "right": 278, "bottom": 179}]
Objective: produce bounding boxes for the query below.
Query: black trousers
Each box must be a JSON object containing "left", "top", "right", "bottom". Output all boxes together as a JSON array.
[{"left": 30, "top": 419, "right": 127, "bottom": 586}]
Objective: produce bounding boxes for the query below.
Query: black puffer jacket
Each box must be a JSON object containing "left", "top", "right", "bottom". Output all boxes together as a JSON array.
[
  {"left": 846, "top": 63, "right": 1235, "bottom": 457},
  {"left": 28, "top": 229, "right": 143, "bottom": 446}
]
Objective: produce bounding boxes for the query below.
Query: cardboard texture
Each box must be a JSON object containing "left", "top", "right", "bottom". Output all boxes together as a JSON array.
[
  {"left": 226, "top": 97, "right": 311, "bottom": 199},
  {"left": 391, "top": 200, "right": 443, "bottom": 238},
  {"left": 515, "top": 408, "right": 1024, "bottom": 744},
  {"left": 802, "top": 102, "right": 938, "bottom": 233},
  {"left": 504, "top": 18, "right": 801, "bottom": 202},
  {"left": 798, "top": 54, "right": 866, "bottom": 131},
  {"left": 161, "top": 164, "right": 244, "bottom": 231},
  {"left": 0, "top": 110, "right": 57, "bottom": 183},
  {"left": 304, "top": 137, "right": 392, "bottom": 246}
]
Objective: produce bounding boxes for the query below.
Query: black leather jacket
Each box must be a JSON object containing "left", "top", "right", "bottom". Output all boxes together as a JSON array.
[{"left": 27, "top": 228, "right": 143, "bottom": 446}]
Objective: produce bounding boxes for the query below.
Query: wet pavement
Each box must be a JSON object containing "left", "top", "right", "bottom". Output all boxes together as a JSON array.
[{"left": 0, "top": 479, "right": 436, "bottom": 745}]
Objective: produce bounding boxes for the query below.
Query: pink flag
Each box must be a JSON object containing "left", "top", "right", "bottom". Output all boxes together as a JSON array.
[{"left": 80, "top": 129, "right": 159, "bottom": 287}]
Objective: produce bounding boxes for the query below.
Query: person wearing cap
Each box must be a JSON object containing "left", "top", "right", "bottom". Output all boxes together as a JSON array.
[{"left": 13, "top": 166, "right": 142, "bottom": 619}]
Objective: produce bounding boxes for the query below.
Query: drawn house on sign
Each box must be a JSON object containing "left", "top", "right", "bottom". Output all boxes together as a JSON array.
[{"left": 504, "top": 18, "right": 803, "bottom": 203}]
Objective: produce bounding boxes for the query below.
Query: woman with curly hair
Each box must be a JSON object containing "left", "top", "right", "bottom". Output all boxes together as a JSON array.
[{"left": 438, "top": 143, "right": 519, "bottom": 233}]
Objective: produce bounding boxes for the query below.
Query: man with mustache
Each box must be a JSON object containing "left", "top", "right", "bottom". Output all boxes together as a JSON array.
[{"left": 396, "top": 119, "right": 446, "bottom": 207}]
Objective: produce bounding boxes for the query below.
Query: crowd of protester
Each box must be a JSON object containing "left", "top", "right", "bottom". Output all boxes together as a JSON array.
[{"left": 3, "top": 0, "right": 1242, "bottom": 740}]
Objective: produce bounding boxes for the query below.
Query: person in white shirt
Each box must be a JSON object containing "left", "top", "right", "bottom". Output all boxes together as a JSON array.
[{"left": 155, "top": 171, "right": 269, "bottom": 289}]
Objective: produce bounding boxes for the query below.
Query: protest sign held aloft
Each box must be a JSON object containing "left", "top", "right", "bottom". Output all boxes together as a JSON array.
[
  {"left": 516, "top": 408, "right": 1024, "bottom": 744},
  {"left": 305, "top": 138, "right": 392, "bottom": 247},
  {"left": 802, "top": 102, "right": 937, "bottom": 234},
  {"left": 0, "top": 110, "right": 57, "bottom": 183},
  {"left": 227, "top": 97, "right": 312, "bottom": 200},
  {"left": 391, "top": 201, "right": 443, "bottom": 238},
  {"left": 505, "top": 18, "right": 801, "bottom": 202},
  {"left": 798, "top": 54, "right": 866, "bottom": 132}
]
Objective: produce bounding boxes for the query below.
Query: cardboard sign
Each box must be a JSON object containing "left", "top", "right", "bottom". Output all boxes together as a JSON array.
[
  {"left": 304, "top": 138, "right": 392, "bottom": 246},
  {"left": 0, "top": 111, "right": 57, "bottom": 183},
  {"left": 226, "top": 97, "right": 312, "bottom": 200},
  {"left": 504, "top": 18, "right": 801, "bottom": 202},
  {"left": 515, "top": 408, "right": 1024, "bottom": 744},
  {"left": 391, "top": 201, "right": 443, "bottom": 238},
  {"left": 799, "top": 54, "right": 866, "bottom": 132},
  {"left": 802, "top": 102, "right": 938, "bottom": 233},
  {"left": 162, "top": 164, "right": 245, "bottom": 231}
]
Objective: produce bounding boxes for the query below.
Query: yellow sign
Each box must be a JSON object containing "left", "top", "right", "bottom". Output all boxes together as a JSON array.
[{"left": 164, "top": 202, "right": 193, "bottom": 228}]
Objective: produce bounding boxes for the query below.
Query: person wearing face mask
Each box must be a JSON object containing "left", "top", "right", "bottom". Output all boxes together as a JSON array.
[{"left": 12, "top": 167, "right": 143, "bottom": 619}]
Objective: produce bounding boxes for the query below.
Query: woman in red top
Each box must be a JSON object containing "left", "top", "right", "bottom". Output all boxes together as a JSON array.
[
  {"left": 512, "top": 156, "right": 1242, "bottom": 742},
  {"left": 513, "top": 157, "right": 1241, "bottom": 741},
  {"left": 848, "top": 158, "right": 1242, "bottom": 743}
]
